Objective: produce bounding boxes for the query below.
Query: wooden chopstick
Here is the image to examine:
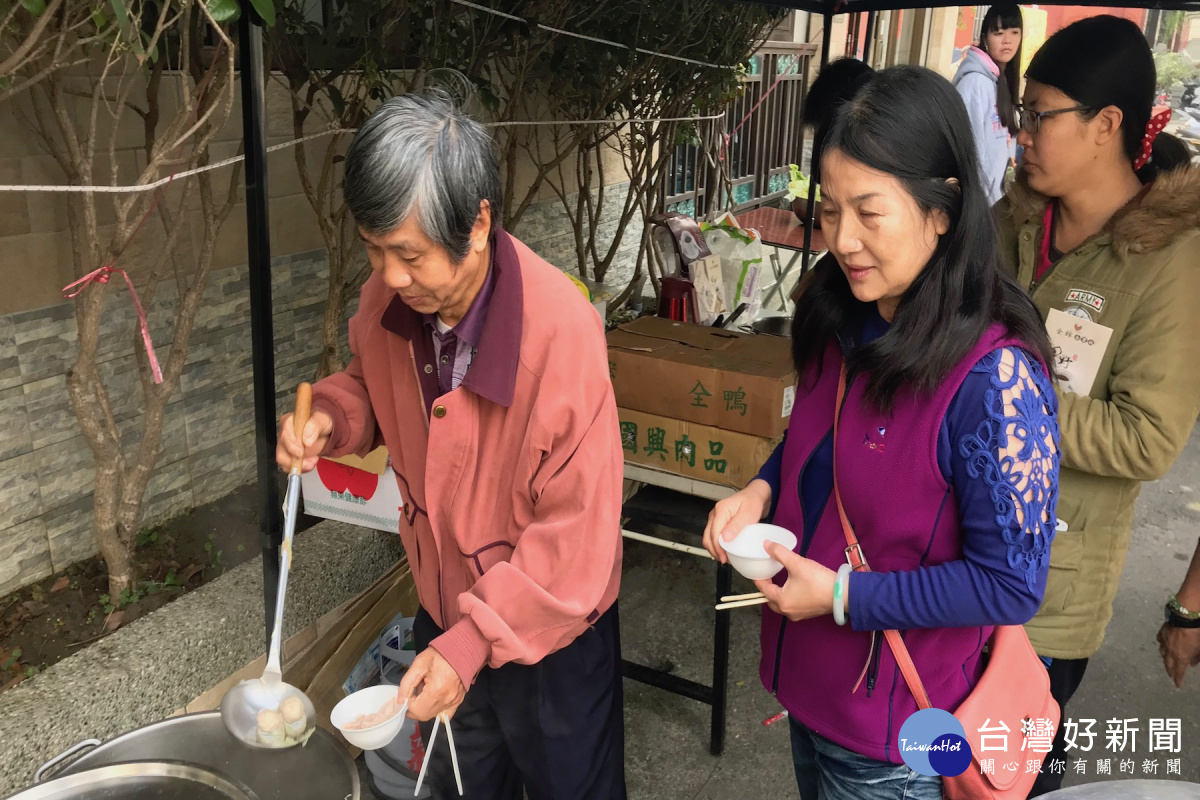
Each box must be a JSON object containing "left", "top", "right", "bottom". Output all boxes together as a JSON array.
[
  {"left": 715, "top": 596, "right": 770, "bottom": 611},
  {"left": 414, "top": 712, "right": 464, "bottom": 796},
  {"left": 444, "top": 712, "right": 463, "bottom": 796},
  {"left": 720, "top": 592, "right": 765, "bottom": 603}
]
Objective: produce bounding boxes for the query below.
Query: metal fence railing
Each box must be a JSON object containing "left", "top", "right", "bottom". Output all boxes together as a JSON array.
[{"left": 661, "top": 43, "right": 817, "bottom": 219}]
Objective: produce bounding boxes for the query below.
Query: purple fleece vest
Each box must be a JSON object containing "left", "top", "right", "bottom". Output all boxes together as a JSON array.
[{"left": 760, "top": 324, "right": 1023, "bottom": 764}]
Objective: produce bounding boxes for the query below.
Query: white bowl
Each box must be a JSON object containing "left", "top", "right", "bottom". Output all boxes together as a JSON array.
[
  {"left": 331, "top": 685, "right": 408, "bottom": 750},
  {"left": 720, "top": 523, "right": 798, "bottom": 580}
]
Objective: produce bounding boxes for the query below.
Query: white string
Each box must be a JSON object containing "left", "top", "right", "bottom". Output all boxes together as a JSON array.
[
  {"left": 450, "top": 0, "right": 736, "bottom": 71},
  {"left": 0, "top": 111, "right": 724, "bottom": 194}
]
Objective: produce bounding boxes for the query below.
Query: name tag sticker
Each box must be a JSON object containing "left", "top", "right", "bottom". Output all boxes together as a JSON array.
[{"left": 1046, "top": 307, "right": 1114, "bottom": 397}]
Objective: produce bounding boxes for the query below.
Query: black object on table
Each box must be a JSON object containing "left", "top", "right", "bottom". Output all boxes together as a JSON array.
[{"left": 621, "top": 485, "right": 734, "bottom": 756}]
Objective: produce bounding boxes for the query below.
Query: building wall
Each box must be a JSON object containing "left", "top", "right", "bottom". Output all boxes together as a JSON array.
[{"left": 0, "top": 73, "right": 643, "bottom": 594}]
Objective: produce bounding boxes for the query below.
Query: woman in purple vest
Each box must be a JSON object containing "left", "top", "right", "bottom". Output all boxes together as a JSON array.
[{"left": 703, "top": 66, "right": 1062, "bottom": 799}]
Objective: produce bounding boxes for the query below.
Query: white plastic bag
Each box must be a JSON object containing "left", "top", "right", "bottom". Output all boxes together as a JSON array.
[{"left": 701, "top": 213, "right": 764, "bottom": 321}]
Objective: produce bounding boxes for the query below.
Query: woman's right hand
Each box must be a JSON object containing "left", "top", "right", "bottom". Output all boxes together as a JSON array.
[
  {"left": 703, "top": 479, "right": 772, "bottom": 563},
  {"left": 276, "top": 410, "right": 334, "bottom": 474}
]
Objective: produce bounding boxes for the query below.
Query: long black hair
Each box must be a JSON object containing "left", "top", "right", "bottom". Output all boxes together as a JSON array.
[
  {"left": 790, "top": 66, "right": 1053, "bottom": 413},
  {"left": 1026, "top": 15, "right": 1159, "bottom": 181},
  {"left": 979, "top": 4, "right": 1023, "bottom": 136}
]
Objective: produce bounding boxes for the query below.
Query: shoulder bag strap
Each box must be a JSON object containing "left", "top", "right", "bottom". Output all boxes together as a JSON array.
[{"left": 833, "top": 365, "right": 933, "bottom": 710}]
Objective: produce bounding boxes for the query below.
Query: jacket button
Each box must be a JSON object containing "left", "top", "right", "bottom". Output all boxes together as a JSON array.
[
  {"left": 423, "top": 364, "right": 434, "bottom": 374},
  {"left": 433, "top": 405, "right": 447, "bottom": 418},
  {"left": 1021, "top": 232, "right": 1032, "bottom": 241}
]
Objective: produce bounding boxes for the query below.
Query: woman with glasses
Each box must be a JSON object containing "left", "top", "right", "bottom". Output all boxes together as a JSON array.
[
  {"left": 995, "top": 15, "right": 1200, "bottom": 797},
  {"left": 703, "top": 66, "right": 1060, "bottom": 800},
  {"left": 953, "top": 4, "right": 1023, "bottom": 206}
]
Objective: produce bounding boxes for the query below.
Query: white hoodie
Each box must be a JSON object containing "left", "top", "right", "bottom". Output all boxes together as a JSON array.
[{"left": 953, "top": 46, "right": 1012, "bottom": 206}]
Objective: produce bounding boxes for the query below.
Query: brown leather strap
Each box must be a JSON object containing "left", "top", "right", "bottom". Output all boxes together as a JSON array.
[{"left": 834, "top": 365, "right": 932, "bottom": 710}]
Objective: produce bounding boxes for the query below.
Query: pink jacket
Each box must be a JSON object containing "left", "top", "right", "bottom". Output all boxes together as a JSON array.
[{"left": 311, "top": 229, "right": 623, "bottom": 687}]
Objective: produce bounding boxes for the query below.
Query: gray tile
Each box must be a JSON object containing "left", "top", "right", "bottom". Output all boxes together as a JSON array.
[
  {"left": 0, "top": 317, "right": 20, "bottom": 391},
  {"left": 0, "top": 451, "right": 43, "bottom": 530},
  {"left": 0, "top": 385, "right": 31, "bottom": 461},
  {"left": 0, "top": 517, "right": 52, "bottom": 596},
  {"left": 22, "top": 374, "right": 76, "bottom": 450},
  {"left": 117, "top": 402, "right": 189, "bottom": 468},
  {"left": 187, "top": 435, "right": 240, "bottom": 478},
  {"left": 96, "top": 355, "right": 144, "bottom": 423},
  {"left": 270, "top": 262, "right": 295, "bottom": 311},
  {"left": 94, "top": 299, "right": 136, "bottom": 366},
  {"left": 191, "top": 291, "right": 250, "bottom": 337},
  {"left": 14, "top": 306, "right": 78, "bottom": 384},
  {"left": 144, "top": 278, "right": 181, "bottom": 345},
  {"left": 275, "top": 304, "right": 328, "bottom": 369},
  {"left": 34, "top": 435, "right": 94, "bottom": 510},
  {"left": 179, "top": 349, "right": 254, "bottom": 396},
  {"left": 190, "top": 433, "right": 256, "bottom": 507},
  {"left": 292, "top": 253, "right": 329, "bottom": 285},
  {"left": 142, "top": 457, "right": 193, "bottom": 525},
  {"left": 183, "top": 381, "right": 255, "bottom": 457},
  {"left": 43, "top": 494, "right": 94, "bottom": 572},
  {"left": 8, "top": 301, "right": 74, "bottom": 328}
]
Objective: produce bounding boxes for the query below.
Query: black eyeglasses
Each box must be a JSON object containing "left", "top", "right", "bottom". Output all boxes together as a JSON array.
[{"left": 1015, "top": 104, "right": 1094, "bottom": 135}]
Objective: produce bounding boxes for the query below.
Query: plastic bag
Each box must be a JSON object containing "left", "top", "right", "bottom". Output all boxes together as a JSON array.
[{"left": 700, "top": 213, "right": 765, "bottom": 321}]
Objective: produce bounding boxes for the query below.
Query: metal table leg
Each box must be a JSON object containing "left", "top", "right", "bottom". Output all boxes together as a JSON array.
[
  {"left": 764, "top": 248, "right": 803, "bottom": 313},
  {"left": 711, "top": 561, "right": 733, "bottom": 756}
]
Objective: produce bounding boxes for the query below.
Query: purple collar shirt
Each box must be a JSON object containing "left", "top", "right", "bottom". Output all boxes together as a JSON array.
[{"left": 419, "top": 253, "right": 496, "bottom": 411}]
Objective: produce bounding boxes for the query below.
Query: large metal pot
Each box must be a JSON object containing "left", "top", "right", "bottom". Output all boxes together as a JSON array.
[
  {"left": 30, "top": 712, "right": 358, "bottom": 800},
  {"left": 4, "top": 761, "right": 258, "bottom": 800}
]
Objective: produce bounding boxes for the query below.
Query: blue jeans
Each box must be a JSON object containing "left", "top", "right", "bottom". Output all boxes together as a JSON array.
[{"left": 790, "top": 718, "right": 942, "bottom": 800}]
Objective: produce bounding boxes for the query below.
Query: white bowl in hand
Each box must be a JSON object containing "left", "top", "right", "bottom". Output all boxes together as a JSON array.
[
  {"left": 720, "top": 523, "right": 798, "bottom": 581},
  {"left": 331, "top": 685, "right": 408, "bottom": 750}
]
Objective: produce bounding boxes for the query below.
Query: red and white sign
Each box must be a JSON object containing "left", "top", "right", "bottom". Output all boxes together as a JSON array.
[{"left": 301, "top": 447, "right": 403, "bottom": 534}]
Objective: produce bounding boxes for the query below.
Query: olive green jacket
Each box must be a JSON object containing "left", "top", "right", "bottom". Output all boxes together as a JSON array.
[{"left": 996, "top": 167, "right": 1200, "bottom": 659}]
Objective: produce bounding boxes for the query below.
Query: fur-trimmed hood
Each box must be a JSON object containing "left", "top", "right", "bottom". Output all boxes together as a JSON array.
[{"left": 1004, "top": 165, "right": 1200, "bottom": 258}]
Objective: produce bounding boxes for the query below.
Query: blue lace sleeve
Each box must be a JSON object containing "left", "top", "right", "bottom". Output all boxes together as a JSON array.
[
  {"left": 848, "top": 348, "right": 1061, "bottom": 631},
  {"left": 958, "top": 348, "right": 1061, "bottom": 593}
]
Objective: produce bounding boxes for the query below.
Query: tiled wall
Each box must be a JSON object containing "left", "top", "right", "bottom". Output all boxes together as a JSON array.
[{"left": 0, "top": 185, "right": 643, "bottom": 595}]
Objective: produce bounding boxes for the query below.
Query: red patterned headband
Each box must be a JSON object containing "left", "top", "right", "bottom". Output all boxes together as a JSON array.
[{"left": 1133, "top": 107, "right": 1172, "bottom": 170}]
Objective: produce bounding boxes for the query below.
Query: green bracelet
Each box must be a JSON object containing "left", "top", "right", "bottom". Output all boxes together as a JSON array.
[{"left": 1168, "top": 594, "right": 1200, "bottom": 620}]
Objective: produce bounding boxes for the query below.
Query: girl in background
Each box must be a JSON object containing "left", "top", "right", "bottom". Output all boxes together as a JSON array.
[{"left": 954, "top": 4, "right": 1023, "bottom": 205}]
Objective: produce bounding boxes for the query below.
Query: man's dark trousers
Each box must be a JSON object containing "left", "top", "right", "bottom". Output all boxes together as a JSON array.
[{"left": 413, "top": 604, "right": 626, "bottom": 800}]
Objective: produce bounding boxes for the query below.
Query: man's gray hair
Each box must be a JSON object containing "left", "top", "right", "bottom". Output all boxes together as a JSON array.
[{"left": 343, "top": 90, "right": 502, "bottom": 262}]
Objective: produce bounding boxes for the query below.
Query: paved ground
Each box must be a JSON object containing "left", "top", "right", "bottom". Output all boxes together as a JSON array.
[{"left": 364, "top": 420, "right": 1200, "bottom": 800}]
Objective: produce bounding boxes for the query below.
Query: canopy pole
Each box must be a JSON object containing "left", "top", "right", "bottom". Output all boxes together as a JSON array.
[
  {"left": 800, "top": 11, "right": 834, "bottom": 278},
  {"left": 862, "top": 11, "right": 876, "bottom": 64},
  {"left": 238, "top": 0, "right": 281, "bottom": 653}
]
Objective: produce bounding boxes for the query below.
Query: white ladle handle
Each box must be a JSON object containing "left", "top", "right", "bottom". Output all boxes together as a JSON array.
[{"left": 267, "top": 382, "right": 312, "bottom": 676}]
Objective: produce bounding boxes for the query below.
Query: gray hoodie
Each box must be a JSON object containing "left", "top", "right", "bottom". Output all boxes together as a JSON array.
[{"left": 953, "top": 46, "right": 1011, "bottom": 206}]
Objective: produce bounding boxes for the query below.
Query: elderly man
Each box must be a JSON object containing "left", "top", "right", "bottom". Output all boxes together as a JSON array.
[{"left": 276, "top": 91, "right": 626, "bottom": 799}]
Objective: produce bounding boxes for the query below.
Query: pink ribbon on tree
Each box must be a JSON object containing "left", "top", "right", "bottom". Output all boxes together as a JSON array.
[
  {"left": 63, "top": 266, "right": 163, "bottom": 384},
  {"left": 1133, "top": 106, "right": 1172, "bottom": 171}
]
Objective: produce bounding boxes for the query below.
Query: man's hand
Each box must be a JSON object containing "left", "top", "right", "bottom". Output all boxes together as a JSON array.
[
  {"left": 275, "top": 410, "right": 334, "bottom": 473},
  {"left": 1158, "top": 623, "right": 1200, "bottom": 688},
  {"left": 399, "top": 648, "right": 467, "bottom": 722}
]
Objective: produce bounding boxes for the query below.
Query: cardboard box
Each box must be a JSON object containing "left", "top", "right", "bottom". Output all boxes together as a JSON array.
[
  {"left": 606, "top": 316, "right": 796, "bottom": 438},
  {"left": 618, "top": 407, "right": 779, "bottom": 489},
  {"left": 302, "top": 447, "right": 403, "bottom": 534}
]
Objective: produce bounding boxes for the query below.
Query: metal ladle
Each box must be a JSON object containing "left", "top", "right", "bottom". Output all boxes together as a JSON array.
[{"left": 220, "top": 383, "right": 317, "bottom": 749}]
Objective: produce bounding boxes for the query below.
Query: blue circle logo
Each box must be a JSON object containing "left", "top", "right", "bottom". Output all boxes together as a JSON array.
[{"left": 897, "top": 709, "right": 973, "bottom": 777}]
